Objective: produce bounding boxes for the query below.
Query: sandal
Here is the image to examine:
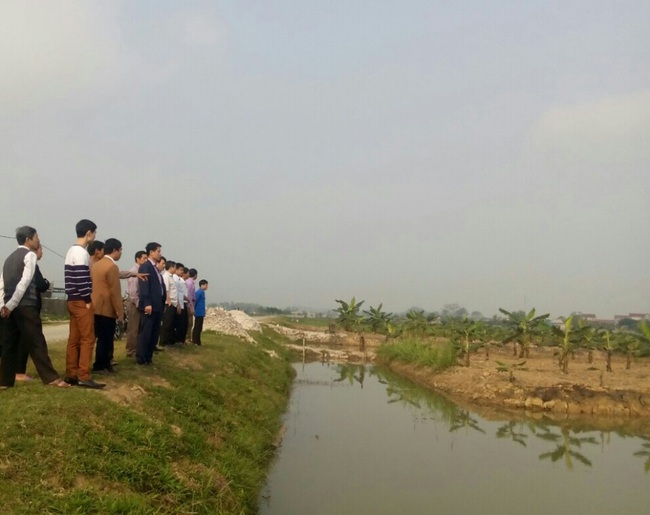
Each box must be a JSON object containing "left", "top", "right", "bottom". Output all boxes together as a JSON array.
[
  {"left": 48, "top": 379, "right": 71, "bottom": 388},
  {"left": 16, "top": 374, "right": 34, "bottom": 382}
]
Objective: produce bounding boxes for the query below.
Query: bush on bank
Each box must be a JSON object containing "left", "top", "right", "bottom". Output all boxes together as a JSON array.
[
  {"left": 0, "top": 327, "right": 294, "bottom": 514},
  {"left": 376, "top": 337, "right": 457, "bottom": 371}
]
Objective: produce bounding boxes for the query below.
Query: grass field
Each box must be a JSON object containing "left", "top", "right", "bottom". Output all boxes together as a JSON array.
[{"left": 0, "top": 328, "right": 294, "bottom": 514}]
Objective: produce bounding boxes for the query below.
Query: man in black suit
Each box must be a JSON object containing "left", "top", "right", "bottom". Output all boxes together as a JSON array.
[{"left": 135, "top": 242, "right": 165, "bottom": 365}]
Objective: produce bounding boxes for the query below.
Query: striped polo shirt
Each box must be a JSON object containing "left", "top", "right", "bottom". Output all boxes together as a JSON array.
[{"left": 64, "top": 244, "right": 92, "bottom": 303}]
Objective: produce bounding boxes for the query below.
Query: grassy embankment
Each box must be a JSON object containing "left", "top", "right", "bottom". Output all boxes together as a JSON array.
[{"left": 0, "top": 327, "right": 294, "bottom": 514}]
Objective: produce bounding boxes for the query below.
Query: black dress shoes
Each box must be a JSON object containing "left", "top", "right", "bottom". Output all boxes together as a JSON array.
[
  {"left": 64, "top": 377, "right": 79, "bottom": 386},
  {"left": 78, "top": 379, "right": 106, "bottom": 389}
]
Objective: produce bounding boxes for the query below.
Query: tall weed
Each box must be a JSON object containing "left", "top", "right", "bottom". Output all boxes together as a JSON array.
[{"left": 376, "top": 337, "right": 456, "bottom": 371}]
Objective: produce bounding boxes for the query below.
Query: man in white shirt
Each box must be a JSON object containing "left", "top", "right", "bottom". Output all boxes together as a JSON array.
[
  {"left": 160, "top": 259, "right": 179, "bottom": 346},
  {"left": 1, "top": 226, "right": 67, "bottom": 388},
  {"left": 173, "top": 263, "right": 188, "bottom": 344}
]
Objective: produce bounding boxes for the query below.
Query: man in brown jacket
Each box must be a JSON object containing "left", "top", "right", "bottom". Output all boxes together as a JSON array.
[{"left": 91, "top": 238, "right": 124, "bottom": 373}]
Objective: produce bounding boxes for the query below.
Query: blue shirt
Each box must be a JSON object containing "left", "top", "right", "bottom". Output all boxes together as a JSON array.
[{"left": 195, "top": 288, "right": 206, "bottom": 317}]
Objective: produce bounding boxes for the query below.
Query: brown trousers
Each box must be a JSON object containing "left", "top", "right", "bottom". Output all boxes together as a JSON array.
[
  {"left": 125, "top": 301, "right": 140, "bottom": 356},
  {"left": 66, "top": 300, "right": 95, "bottom": 381}
]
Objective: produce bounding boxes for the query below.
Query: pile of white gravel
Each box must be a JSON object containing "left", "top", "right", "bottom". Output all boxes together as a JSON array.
[
  {"left": 203, "top": 308, "right": 256, "bottom": 343},
  {"left": 228, "top": 310, "right": 262, "bottom": 332}
]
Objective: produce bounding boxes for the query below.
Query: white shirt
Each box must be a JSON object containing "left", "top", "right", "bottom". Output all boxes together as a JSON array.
[
  {"left": 174, "top": 274, "right": 187, "bottom": 307},
  {"left": 0, "top": 246, "right": 37, "bottom": 311},
  {"left": 163, "top": 270, "right": 178, "bottom": 307}
]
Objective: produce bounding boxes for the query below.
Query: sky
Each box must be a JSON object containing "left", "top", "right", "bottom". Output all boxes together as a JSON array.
[{"left": 1, "top": 0, "right": 649, "bottom": 318}]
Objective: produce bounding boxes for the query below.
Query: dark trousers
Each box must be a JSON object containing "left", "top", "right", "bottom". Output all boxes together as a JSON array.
[
  {"left": 136, "top": 310, "right": 162, "bottom": 364},
  {"left": 186, "top": 312, "right": 194, "bottom": 342},
  {"left": 0, "top": 318, "right": 4, "bottom": 368},
  {"left": 160, "top": 305, "right": 177, "bottom": 345},
  {"left": 191, "top": 316, "right": 204, "bottom": 345},
  {"left": 174, "top": 306, "right": 188, "bottom": 343},
  {"left": 1, "top": 306, "right": 59, "bottom": 386},
  {"left": 125, "top": 301, "right": 140, "bottom": 356},
  {"left": 93, "top": 315, "right": 116, "bottom": 371},
  {"left": 16, "top": 346, "right": 28, "bottom": 375}
]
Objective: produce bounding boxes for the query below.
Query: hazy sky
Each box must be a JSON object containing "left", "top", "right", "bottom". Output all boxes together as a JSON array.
[{"left": 1, "top": 1, "right": 649, "bottom": 318}]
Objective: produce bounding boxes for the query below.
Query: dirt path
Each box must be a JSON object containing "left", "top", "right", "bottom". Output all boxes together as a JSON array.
[{"left": 42, "top": 323, "right": 69, "bottom": 344}]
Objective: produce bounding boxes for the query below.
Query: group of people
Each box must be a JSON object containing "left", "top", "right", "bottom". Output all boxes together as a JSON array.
[{"left": 0, "top": 219, "right": 209, "bottom": 390}]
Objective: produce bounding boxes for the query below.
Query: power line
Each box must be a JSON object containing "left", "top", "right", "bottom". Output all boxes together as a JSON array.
[{"left": 0, "top": 234, "right": 66, "bottom": 259}]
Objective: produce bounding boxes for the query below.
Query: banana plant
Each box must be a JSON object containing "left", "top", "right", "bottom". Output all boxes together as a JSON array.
[
  {"left": 630, "top": 320, "right": 650, "bottom": 369},
  {"left": 403, "top": 309, "right": 437, "bottom": 337},
  {"left": 476, "top": 324, "right": 503, "bottom": 360},
  {"left": 495, "top": 360, "right": 528, "bottom": 382},
  {"left": 384, "top": 320, "right": 402, "bottom": 341},
  {"left": 621, "top": 336, "right": 641, "bottom": 370},
  {"left": 552, "top": 315, "right": 581, "bottom": 374},
  {"left": 363, "top": 303, "right": 393, "bottom": 334},
  {"left": 452, "top": 317, "right": 483, "bottom": 366},
  {"left": 577, "top": 319, "right": 598, "bottom": 363},
  {"left": 499, "top": 307, "right": 550, "bottom": 358},
  {"left": 334, "top": 297, "right": 365, "bottom": 332},
  {"left": 599, "top": 329, "right": 619, "bottom": 372}
]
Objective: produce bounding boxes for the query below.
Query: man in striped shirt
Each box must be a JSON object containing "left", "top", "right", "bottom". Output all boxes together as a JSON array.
[{"left": 64, "top": 219, "right": 105, "bottom": 389}]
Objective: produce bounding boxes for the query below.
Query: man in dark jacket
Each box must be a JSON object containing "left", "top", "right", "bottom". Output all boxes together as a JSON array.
[
  {"left": 0, "top": 227, "right": 67, "bottom": 388},
  {"left": 15, "top": 243, "right": 52, "bottom": 381},
  {"left": 135, "top": 242, "right": 165, "bottom": 365}
]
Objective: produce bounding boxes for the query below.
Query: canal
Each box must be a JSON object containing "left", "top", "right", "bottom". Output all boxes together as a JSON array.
[{"left": 260, "top": 362, "right": 650, "bottom": 515}]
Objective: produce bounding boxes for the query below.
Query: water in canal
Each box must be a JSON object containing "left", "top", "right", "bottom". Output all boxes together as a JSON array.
[{"left": 260, "top": 362, "right": 650, "bottom": 515}]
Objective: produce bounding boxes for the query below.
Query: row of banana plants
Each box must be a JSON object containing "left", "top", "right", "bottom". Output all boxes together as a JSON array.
[{"left": 334, "top": 298, "right": 650, "bottom": 374}]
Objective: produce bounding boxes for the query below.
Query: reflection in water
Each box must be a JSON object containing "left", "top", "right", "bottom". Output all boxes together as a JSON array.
[
  {"left": 496, "top": 421, "right": 530, "bottom": 447},
  {"left": 260, "top": 363, "right": 650, "bottom": 515},
  {"left": 633, "top": 438, "right": 650, "bottom": 472},
  {"left": 370, "top": 366, "right": 646, "bottom": 471},
  {"left": 372, "top": 366, "right": 462, "bottom": 425},
  {"left": 536, "top": 426, "right": 597, "bottom": 469},
  {"left": 334, "top": 363, "right": 366, "bottom": 388},
  {"left": 449, "top": 410, "right": 486, "bottom": 434}
]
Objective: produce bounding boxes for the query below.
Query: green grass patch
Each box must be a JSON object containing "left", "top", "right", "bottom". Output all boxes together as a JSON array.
[
  {"left": 376, "top": 337, "right": 457, "bottom": 371},
  {"left": 0, "top": 330, "right": 294, "bottom": 514}
]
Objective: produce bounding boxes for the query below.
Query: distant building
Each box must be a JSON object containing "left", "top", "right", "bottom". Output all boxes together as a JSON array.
[{"left": 614, "top": 313, "right": 650, "bottom": 325}]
